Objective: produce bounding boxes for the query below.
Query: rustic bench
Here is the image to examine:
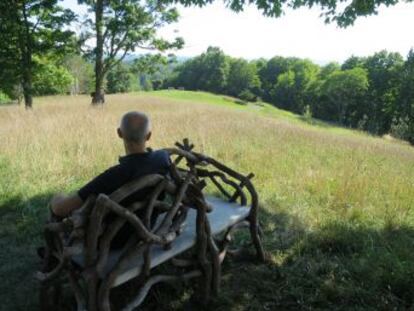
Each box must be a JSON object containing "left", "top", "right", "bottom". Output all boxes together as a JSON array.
[{"left": 37, "top": 139, "right": 265, "bottom": 311}]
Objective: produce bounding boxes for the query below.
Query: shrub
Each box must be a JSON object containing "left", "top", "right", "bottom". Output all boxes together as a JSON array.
[
  {"left": 390, "top": 117, "right": 411, "bottom": 142},
  {"left": 238, "top": 89, "right": 256, "bottom": 102},
  {"left": 302, "top": 104, "right": 313, "bottom": 124},
  {"left": 0, "top": 91, "right": 11, "bottom": 105},
  {"left": 33, "top": 63, "right": 73, "bottom": 95}
]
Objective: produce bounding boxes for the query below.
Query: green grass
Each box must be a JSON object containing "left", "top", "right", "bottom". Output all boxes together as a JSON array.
[
  {"left": 1, "top": 91, "right": 414, "bottom": 310},
  {"left": 147, "top": 90, "right": 408, "bottom": 140}
]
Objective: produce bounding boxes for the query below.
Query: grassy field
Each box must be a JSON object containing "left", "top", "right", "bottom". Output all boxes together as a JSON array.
[{"left": 1, "top": 90, "right": 414, "bottom": 310}]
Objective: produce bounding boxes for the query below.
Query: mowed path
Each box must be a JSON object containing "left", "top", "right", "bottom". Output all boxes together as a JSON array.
[{"left": 0, "top": 92, "right": 413, "bottom": 310}]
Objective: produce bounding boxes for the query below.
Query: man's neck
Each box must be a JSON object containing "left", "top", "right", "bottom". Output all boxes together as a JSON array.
[{"left": 124, "top": 142, "right": 147, "bottom": 155}]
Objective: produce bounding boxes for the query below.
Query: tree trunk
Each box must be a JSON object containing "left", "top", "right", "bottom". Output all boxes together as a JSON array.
[
  {"left": 22, "top": 68, "right": 33, "bottom": 109},
  {"left": 92, "top": 0, "right": 105, "bottom": 105},
  {"left": 22, "top": 47, "right": 33, "bottom": 109},
  {"left": 18, "top": 0, "right": 33, "bottom": 109}
]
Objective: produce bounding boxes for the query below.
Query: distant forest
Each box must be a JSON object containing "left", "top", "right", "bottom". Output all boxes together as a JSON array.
[{"left": 1, "top": 47, "right": 413, "bottom": 144}]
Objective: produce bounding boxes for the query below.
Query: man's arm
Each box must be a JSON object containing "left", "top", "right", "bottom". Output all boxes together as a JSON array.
[
  {"left": 50, "top": 193, "right": 84, "bottom": 218},
  {"left": 51, "top": 165, "right": 126, "bottom": 218}
]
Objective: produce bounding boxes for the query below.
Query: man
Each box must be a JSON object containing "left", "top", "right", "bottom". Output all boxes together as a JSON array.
[{"left": 50, "top": 111, "right": 171, "bottom": 218}]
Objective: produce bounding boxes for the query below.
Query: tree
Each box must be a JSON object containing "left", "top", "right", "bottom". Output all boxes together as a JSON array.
[
  {"left": 395, "top": 49, "right": 414, "bottom": 144},
  {"left": 258, "top": 56, "right": 293, "bottom": 101},
  {"left": 270, "top": 59, "right": 319, "bottom": 113},
  {"left": 107, "top": 63, "right": 133, "bottom": 93},
  {"left": 0, "top": 0, "right": 75, "bottom": 108},
  {"left": 318, "top": 68, "right": 369, "bottom": 125},
  {"left": 169, "top": 57, "right": 202, "bottom": 90},
  {"left": 132, "top": 54, "right": 168, "bottom": 75},
  {"left": 79, "top": 0, "right": 184, "bottom": 104},
  {"left": 270, "top": 69, "right": 296, "bottom": 109},
  {"left": 165, "top": 0, "right": 409, "bottom": 27},
  {"left": 32, "top": 58, "right": 74, "bottom": 95},
  {"left": 197, "top": 47, "right": 230, "bottom": 93},
  {"left": 132, "top": 53, "right": 173, "bottom": 90},
  {"left": 341, "top": 56, "right": 366, "bottom": 70},
  {"left": 227, "top": 58, "right": 261, "bottom": 100},
  {"left": 319, "top": 62, "right": 340, "bottom": 80},
  {"left": 363, "top": 51, "right": 404, "bottom": 133},
  {"left": 62, "top": 54, "right": 95, "bottom": 95},
  {"left": 169, "top": 47, "right": 230, "bottom": 93}
]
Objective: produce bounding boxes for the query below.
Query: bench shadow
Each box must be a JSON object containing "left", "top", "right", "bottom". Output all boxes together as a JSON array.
[
  {"left": 202, "top": 210, "right": 414, "bottom": 311},
  {"left": 0, "top": 192, "right": 54, "bottom": 311},
  {"left": 120, "top": 205, "right": 414, "bottom": 311},
  {"left": 2, "top": 192, "right": 414, "bottom": 310},
  {"left": 112, "top": 202, "right": 306, "bottom": 311}
]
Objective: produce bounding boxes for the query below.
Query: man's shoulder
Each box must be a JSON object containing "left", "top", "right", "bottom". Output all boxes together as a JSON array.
[
  {"left": 150, "top": 149, "right": 171, "bottom": 165},
  {"left": 151, "top": 149, "right": 169, "bottom": 158}
]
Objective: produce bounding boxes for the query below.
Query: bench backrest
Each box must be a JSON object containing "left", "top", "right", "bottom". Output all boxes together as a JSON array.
[{"left": 43, "top": 140, "right": 260, "bottom": 297}]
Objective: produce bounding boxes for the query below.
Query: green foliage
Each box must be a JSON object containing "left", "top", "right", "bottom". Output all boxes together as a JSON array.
[
  {"left": 165, "top": 48, "right": 414, "bottom": 141},
  {"left": 227, "top": 58, "right": 261, "bottom": 100},
  {"left": 317, "top": 68, "right": 369, "bottom": 125},
  {"left": 140, "top": 77, "right": 153, "bottom": 91},
  {"left": 0, "top": 0, "right": 75, "bottom": 107},
  {"left": 341, "top": 56, "right": 367, "bottom": 70},
  {"left": 258, "top": 56, "right": 292, "bottom": 101},
  {"left": 32, "top": 60, "right": 73, "bottom": 96},
  {"left": 169, "top": 47, "right": 264, "bottom": 102},
  {"left": 0, "top": 91, "right": 11, "bottom": 105},
  {"left": 132, "top": 54, "right": 175, "bottom": 90},
  {"left": 238, "top": 89, "right": 256, "bottom": 102},
  {"left": 390, "top": 117, "right": 412, "bottom": 141},
  {"left": 167, "top": 47, "right": 414, "bottom": 144},
  {"left": 164, "top": 0, "right": 406, "bottom": 27},
  {"left": 132, "top": 54, "right": 169, "bottom": 75},
  {"left": 107, "top": 63, "right": 132, "bottom": 94},
  {"left": 270, "top": 59, "right": 319, "bottom": 113},
  {"left": 170, "top": 47, "right": 230, "bottom": 93},
  {"left": 302, "top": 104, "right": 313, "bottom": 124},
  {"left": 62, "top": 55, "right": 95, "bottom": 95},
  {"left": 363, "top": 51, "right": 404, "bottom": 133},
  {"left": 197, "top": 47, "right": 230, "bottom": 93},
  {"left": 319, "top": 62, "right": 340, "bottom": 80},
  {"left": 79, "top": 0, "right": 184, "bottom": 103}
]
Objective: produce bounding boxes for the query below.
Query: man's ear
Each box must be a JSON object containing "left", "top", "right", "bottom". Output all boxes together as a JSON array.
[
  {"left": 117, "top": 128, "right": 123, "bottom": 139},
  {"left": 146, "top": 131, "right": 152, "bottom": 141}
]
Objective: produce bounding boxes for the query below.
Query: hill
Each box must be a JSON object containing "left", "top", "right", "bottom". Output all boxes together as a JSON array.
[{"left": 1, "top": 91, "right": 414, "bottom": 310}]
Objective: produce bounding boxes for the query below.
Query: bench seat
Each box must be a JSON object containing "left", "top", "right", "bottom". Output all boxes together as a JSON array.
[{"left": 72, "top": 196, "right": 250, "bottom": 287}]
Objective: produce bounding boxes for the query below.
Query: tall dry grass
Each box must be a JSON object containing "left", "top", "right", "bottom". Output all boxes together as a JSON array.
[
  {"left": 1, "top": 92, "right": 414, "bottom": 310},
  {"left": 1, "top": 93, "right": 413, "bottom": 227}
]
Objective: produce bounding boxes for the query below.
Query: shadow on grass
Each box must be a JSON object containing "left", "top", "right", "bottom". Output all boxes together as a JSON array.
[
  {"left": 2, "top": 193, "right": 414, "bottom": 311},
  {"left": 133, "top": 207, "right": 414, "bottom": 311},
  {"left": 0, "top": 192, "right": 53, "bottom": 311}
]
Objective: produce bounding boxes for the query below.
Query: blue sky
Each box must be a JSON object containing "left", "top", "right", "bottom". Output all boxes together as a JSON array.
[{"left": 62, "top": 0, "right": 414, "bottom": 64}]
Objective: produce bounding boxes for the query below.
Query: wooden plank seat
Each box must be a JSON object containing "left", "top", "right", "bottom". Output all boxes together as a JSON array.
[
  {"left": 72, "top": 196, "right": 251, "bottom": 287},
  {"left": 37, "top": 139, "right": 265, "bottom": 311}
]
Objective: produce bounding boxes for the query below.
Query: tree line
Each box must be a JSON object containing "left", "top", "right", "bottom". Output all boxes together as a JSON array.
[
  {"left": 1, "top": 37, "right": 413, "bottom": 144},
  {"left": 1, "top": 0, "right": 411, "bottom": 108},
  {"left": 166, "top": 47, "right": 414, "bottom": 144},
  {"left": 0, "top": 0, "right": 183, "bottom": 108}
]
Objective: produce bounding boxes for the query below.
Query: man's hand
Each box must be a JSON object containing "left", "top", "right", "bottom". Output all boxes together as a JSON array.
[{"left": 50, "top": 193, "right": 83, "bottom": 218}]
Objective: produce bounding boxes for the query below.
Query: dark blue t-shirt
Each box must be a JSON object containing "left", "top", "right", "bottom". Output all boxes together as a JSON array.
[
  {"left": 78, "top": 150, "right": 171, "bottom": 248},
  {"left": 78, "top": 149, "right": 171, "bottom": 202}
]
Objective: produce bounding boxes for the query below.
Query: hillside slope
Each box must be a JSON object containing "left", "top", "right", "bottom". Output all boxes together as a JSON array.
[{"left": 0, "top": 91, "right": 413, "bottom": 310}]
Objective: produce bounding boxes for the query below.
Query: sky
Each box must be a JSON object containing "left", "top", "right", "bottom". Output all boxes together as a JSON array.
[{"left": 62, "top": 0, "right": 414, "bottom": 64}]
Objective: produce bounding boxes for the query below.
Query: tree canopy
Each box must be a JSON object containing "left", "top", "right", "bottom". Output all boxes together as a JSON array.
[
  {"left": 79, "top": 0, "right": 184, "bottom": 103},
  {"left": 0, "top": 0, "right": 75, "bottom": 108},
  {"left": 162, "top": 0, "right": 409, "bottom": 27}
]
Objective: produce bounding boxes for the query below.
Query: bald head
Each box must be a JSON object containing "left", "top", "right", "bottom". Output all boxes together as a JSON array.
[{"left": 118, "top": 111, "right": 151, "bottom": 145}]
